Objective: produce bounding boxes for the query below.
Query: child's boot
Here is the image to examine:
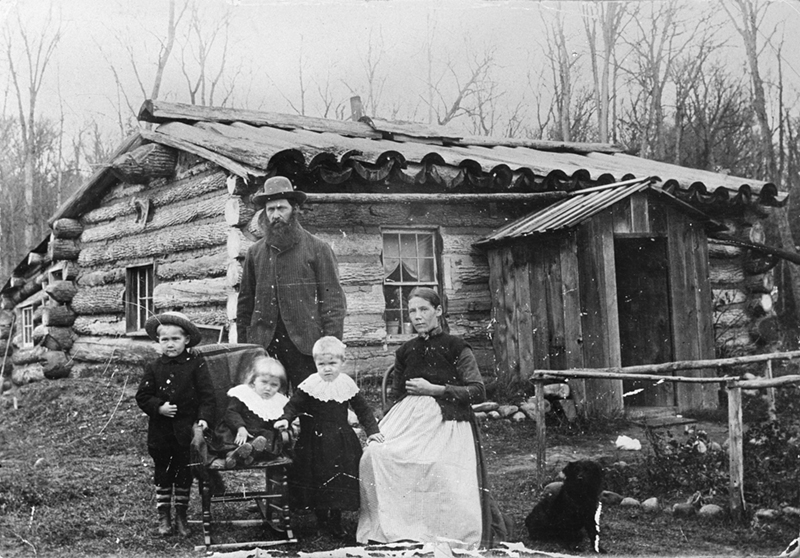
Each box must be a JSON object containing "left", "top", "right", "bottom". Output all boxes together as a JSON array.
[
  {"left": 173, "top": 486, "right": 191, "bottom": 537},
  {"left": 156, "top": 485, "right": 172, "bottom": 536}
]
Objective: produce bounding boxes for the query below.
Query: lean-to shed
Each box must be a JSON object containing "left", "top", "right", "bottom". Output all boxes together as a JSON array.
[
  {"left": 0, "top": 100, "right": 791, "bottom": 412},
  {"left": 475, "top": 179, "right": 726, "bottom": 414}
]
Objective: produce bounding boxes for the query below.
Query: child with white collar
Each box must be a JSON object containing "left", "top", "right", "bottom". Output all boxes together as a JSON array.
[
  {"left": 274, "top": 336, "right": 383, "bottom": 539},
  {"left": 215, "top": 356, "right": 289, "bottom": 468}
]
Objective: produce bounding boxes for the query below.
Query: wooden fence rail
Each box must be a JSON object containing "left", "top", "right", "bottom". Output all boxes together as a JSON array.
[{"left": 531, "top": 350, "right": 800, "bottom": 521}]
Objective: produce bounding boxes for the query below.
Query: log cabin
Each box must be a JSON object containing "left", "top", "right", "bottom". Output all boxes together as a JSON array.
[{"left": 0, "top": 99, "right": 792, "bottom": 415}]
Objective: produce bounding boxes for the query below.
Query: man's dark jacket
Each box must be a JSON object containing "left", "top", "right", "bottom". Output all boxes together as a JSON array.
[{"left": 236, "top": 223, "right": 346, "bottom": 354}]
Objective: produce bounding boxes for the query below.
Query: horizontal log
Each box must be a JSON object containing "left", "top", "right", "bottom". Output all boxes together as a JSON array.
[
  {"left": 709, "top": 260, "right": 744, "bottom": 285},
  {"left": 715, "top": 325, "right": 754, "bottom": 350},
  {"left": 42, "top": 326, "right": 77, "bottom": 352},
  {"left": 81, "top": 168, "right": 227, "bottom": 225},
  {"left": 43, "top": 305, "right": 77, "bottom": 327},
  {"left": 0, "top": 323, "right": 11, "bottom": 340},
  {"left": 52, "top": 261, "right": 79, "bottom": 282},
  {"left": 71, "top": 284, "right": 125, "bottom": 315},
  {"left": 79, "top": 221, "right": 228, "bottom": 266},
  {"left": 157, "top": 251, "right": 229, "bottom": 281},
  {"left": 448, "top": 257, "right": 490, "bottom": 285},
  {"left": 714, "top": 306, "right": 748, "bottom": 328},
  {"left": 45, "top": 281, "right": 78, "bottom": 303},
  {"left": 70, "top": 336, "right": 159, "bottom": 365},
  {"left": 182, "top": 305, "right": 229, "bottom": 327},
  {"left": 712, "top": 288, "right": 747, "bottom": 307},
  {"left": 0, "top": 310, "right": 14, "bottom": 327},
  {"left": 80, "top": 192, "right": 225, "bottom": 244},
  {"left": 535, "top": 350, "right": 800, "bottom": 380},
  {"left": 77, "top": 268, "right": 125, "bottom": 287},
  {"left": 49, "top": 238, "right": 80, "bottom": 261},
  {"left": 12, "top": 346, "right": 47, "bottom": 366},
  {"left": 225, "top": 196, "right": 256, "bottom": 228},
  {"left": 314, "top": 232, "right": 383, "bottom": 257},
  {"left": 109, "top": 143, "right": 177, "bottom": 183},
  {"left": 735, "top": 374, "right": 800, "bottom": 389},
  {"left": 345, "top": 287, "right": 385, "bottom": 314},
  {"left": 338, "top": 262, "right": 384, "bottom": 286},
  {"left": 708, "top": 242, "right": 743, "bottom": 259},
  {"left": 303, "top": 203, "right": 507, "bottom": 230},
  {"left": 447, "top": 288, "right": 493, "bottom": 314},
  {"left": 52, "top": 218, "right": 84, "bottom": 239},
  {"left": 0, "top": 338, "right": 9, "bottom": 354},
  {"left": 153, "top": 277, "right": 230, "bottom": 309},
  {"left": 41, "top": 350, "right": 71, "bottom": 379},
  {"left": 12, "top": 363, "right": 45, "bottom": 385},
  {"left": 303, "top": 192, "right": 569, "bottom": 204},
  {"left": 72, "top": 315, "right": 126, "bottom": 337}
]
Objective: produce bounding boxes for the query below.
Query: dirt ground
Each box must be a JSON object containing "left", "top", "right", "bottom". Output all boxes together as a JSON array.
[{"left": 0, "top": 375, "right": 795, "bottom": 557}]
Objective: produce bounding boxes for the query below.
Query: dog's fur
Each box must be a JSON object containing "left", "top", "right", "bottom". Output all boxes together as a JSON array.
[{"left": 525, "top": 459, "right": 605, "bottom": 553}]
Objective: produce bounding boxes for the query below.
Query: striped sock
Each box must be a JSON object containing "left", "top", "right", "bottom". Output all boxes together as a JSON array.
[
  {"left": 156, "top": 486, "right": 171, "bottom": 511},
  {"left": 173, "top": 486, "right": 190, "bottom": 511}
]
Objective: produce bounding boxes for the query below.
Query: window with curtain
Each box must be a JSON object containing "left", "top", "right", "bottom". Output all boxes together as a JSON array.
[
  {"left": 125, "top": 264, "right": 154, "bottom": 333},
  {"left": 381, "top": 229, "right": 440, "bottom": 333}
]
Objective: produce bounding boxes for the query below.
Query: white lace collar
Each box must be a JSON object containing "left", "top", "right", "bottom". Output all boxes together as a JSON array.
[
  {"left": 227, "top": 384, "right": 289, "bottom": 421},
  {"left": 298, "top": 373, "right": 359, "bottom": 403}
]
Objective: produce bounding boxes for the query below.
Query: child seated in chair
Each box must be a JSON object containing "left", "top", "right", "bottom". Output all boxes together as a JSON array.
[
  {"left": 274, "top": 336, "right": 384, "bottom": 539},
  {"left": 213, "top": 356, "right": 289, "bottom": 468}
]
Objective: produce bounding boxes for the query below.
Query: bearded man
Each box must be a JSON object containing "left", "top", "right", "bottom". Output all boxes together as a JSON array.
[{"left": 236, "top": 176, "right": 346, "bottom": 388}]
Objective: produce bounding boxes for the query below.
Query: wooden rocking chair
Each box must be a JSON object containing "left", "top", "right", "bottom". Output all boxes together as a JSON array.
[{"left": 189, "top": 343, "right": 296, "bottom": 553}]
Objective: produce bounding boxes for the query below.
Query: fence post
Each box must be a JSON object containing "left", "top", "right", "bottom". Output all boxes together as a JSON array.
[
  {"left": 535, "top": 377, "right": 547, "bottom": 485},
  {"left": 727, "top": 381, "right": 746, "bottom": 521},
  {"left": 765, "top": 359, "right": 777, "bottom": 421}
]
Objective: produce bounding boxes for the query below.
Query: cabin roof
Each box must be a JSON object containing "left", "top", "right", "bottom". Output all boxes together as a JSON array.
[
  {"left": 51, "top": 100, "right": 783, "bottom": 225},
  {"left": 474, "top": 178, "right": 724, "bottom": 247}
]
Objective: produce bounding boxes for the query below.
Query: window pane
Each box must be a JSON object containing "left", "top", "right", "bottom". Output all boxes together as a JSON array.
[
  {"left": 384, "top": 257, "right": 400, "bottom": 281},
  {"left": 418, "top": 234, "right": 434, "bottom": 258},
  {"left": 419, "top": 258, "right": 435, "bottom": 282},
  {"left": 399, "top": 234, "right": 417, "bottom": 259},
  {"left": 401, "top": 259, "right": 418, "bottom": 282},
  {"left": 383, "top": 234, "right": 399, "bottom": 258}
]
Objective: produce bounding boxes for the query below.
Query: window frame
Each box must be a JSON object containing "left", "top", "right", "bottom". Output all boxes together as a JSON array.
[
  {"left": 20, "top": 306, "right": 34, "bottom": 348},
  {"left": 125, "top": 263, "right": 155, "bottom": 335},
  {"left": 380, "top": 227, "right": 443, "bottom": 336}
]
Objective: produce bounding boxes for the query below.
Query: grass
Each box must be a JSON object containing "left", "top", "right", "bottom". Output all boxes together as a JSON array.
[{"left": 0, "top": 375, "right": 797, "bottom": 557}]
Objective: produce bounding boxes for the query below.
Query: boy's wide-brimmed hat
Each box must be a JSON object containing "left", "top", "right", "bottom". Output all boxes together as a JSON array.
[
  {"left": 145, "top": 311, "right": 202, "bottom": 347},
  {"left": 251, "top": 176, "right": 307, "bottom": 206}
]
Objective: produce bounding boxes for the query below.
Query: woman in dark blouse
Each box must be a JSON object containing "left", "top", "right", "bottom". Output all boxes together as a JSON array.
[{"left": 357, "top": 287, "right": 504, "bottom": 549}]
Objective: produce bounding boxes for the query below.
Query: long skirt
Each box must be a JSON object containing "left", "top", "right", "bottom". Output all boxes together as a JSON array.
[{"left": 356, "top": 395, "right": 482, "bottom": 548}]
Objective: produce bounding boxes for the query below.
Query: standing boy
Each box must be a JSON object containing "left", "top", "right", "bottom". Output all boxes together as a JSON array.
[{"left": 136, "top": 312, "right": 215, "bottom": 537}]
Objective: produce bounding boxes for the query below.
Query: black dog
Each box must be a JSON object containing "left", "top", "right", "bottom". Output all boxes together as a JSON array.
[{"left": 525, "top": 459, "right": 605, "bottom": 553}]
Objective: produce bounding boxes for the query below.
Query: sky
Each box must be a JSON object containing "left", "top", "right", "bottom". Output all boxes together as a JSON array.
[{"left": 3, "top": 0, "right": 800, "bottom": 150}]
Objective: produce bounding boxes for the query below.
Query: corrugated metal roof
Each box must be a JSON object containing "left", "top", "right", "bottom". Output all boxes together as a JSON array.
[{"left": 475, "top": 178, "right": 720, "bottom": 246}]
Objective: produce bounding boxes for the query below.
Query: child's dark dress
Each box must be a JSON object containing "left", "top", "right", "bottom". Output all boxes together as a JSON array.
[
  {"left": 279, "top": 373, "right": 379, "bottom": 511},
  {"left": 212, "top": 385, "right": 288, "bottom": 458}
]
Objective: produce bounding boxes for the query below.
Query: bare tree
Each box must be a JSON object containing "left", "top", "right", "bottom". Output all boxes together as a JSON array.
[
  {"left": 178, "top": 1, "right": 237, "bottom": 106},
  {"left": 100, "top": 0, "right": 188, "bottom": 125},
  {"left": 582, "top": 1, "right": 627, "bottom": 143},
  {"left": 2, "top": 3, "right": 62, "bottom": 249}
]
